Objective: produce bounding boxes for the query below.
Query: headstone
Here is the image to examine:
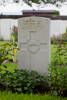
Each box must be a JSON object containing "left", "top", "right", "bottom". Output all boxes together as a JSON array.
[
  {"left": 18, "top": 16, "right": 50, "bottom": 74},
  {"left": 0, "top": 19, "right": 11, "bottom": 40}
]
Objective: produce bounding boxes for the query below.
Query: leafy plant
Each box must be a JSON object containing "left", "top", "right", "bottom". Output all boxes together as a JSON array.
[
  {"left": 54, "top": 10, "right": 59, "bottom": 15},
  {"left": 50, "top": 30, "right": 67, "bottom": 96},
  {"left": 48, "top": 65, "right": 67, "bottom": 96},
  {"left": 52, "top": 40, "right": 67, "bottom": 66},
  {"left": 0, "top": 42, "right": 18, "bottom": 65},
  {"left": 0, "top": 67, "right": 49, "bottom": 94}
]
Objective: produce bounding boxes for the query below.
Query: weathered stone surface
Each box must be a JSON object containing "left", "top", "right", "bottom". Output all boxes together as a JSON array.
[{"left": 18, "top": 16, "right": 50, "bottom": 74}]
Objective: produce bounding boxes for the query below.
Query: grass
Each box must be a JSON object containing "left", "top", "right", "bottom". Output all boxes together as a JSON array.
[
  {"left": 0, "top": 41, "right": 7, "bottom": 45},
  {"left": 0, "top": 92, "right": 66, "bottom": 100}
]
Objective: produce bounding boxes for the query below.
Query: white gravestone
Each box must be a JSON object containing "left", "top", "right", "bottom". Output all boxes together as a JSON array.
[{"left": 18, "top": 16, "right": 50, "bottom": 74}]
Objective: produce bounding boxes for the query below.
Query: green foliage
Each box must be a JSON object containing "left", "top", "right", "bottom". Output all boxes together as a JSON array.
[
  {"left": 51, "top": 29, "right": 67, "bottom": 65},
  {"left": 24, "top": 0, "right": 66, "bottom": 4},
  {"left": 0, "top": 63, "right": 18, "bottom": 73},
  {"left": 53, "top": 42, "right": 67, "bottom": 66},
  {"left": 48, "top": 65, "right": 67, "bottom": 96},
  {"left": 54, "top": 10, "right": 60, "bottom": 15},
  {"left": 0, "top": 42, "right": 17, "bottom": 65},
  {"left": 0, "top": 40, "right": 67, "bottom": 97},
  {"left": 50, "top": 30, "right": 67, "bottom": 96},
  {"left": 50, "top": 38, "right": 67, "bottom": 96},
  {"left": 0, "top": 67, "right": 49, "bottom": 94},
  {"left": 31, "top": 0, "right": 39, "bottom": 3}
]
